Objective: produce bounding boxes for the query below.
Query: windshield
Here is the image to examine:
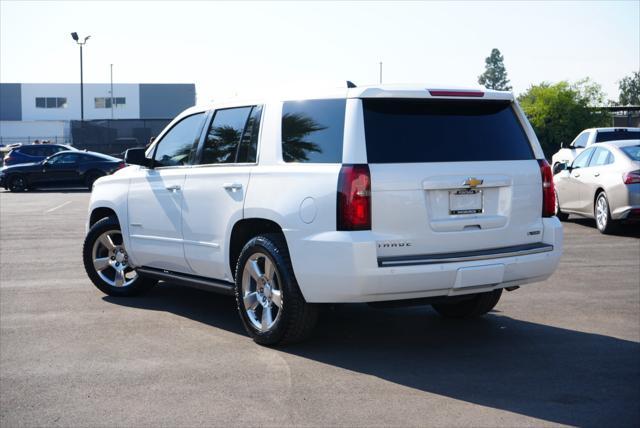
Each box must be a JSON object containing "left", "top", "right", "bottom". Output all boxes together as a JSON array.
[
  {"left": 621, "top": 145, "right": 640, "bottom": 161},
  {"left": 362, "top": 99, "right": 534, "bottom": 163}
]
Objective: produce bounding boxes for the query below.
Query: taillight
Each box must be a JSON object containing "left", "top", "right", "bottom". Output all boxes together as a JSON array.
[
  {"left": 116, "top": 162, "right": 126, "bottom": 170},
  {"left": 538, "top": 159, "right": 555, "bottom": 218},
  {"left": 623, "top": 170, "right": 640, "bottom": 184},
  {"left": 428, "top": 90, "right": 484, "bottom": 97},
  {"left": 337, "top": 164, "right": 371, "bottom": 231}
]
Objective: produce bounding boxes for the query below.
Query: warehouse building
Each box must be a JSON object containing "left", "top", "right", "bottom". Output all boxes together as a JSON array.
[{"left": 0, "top": 83, "right": 196, "bottom": 153}]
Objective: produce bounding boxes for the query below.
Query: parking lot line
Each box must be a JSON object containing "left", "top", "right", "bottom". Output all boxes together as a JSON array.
[{"left": 45, "top": 200, "right": 72, "bottom": 213}]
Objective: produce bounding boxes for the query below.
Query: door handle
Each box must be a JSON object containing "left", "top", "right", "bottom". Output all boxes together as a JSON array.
[
  {"left": 573, "top": 173, "right": 580, "bottom": 178},
  {"left": 223, "top": 182, "right": 242, "bottom": 192},
  {"left": 594, "top": 172, "right": 600, "bottom": 177},
  {"left": 165, "top": 185, "right": 181, "bottom": 192}
]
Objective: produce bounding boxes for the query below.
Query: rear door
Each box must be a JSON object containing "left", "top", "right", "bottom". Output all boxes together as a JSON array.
[
  {"left": 361, "top": 98, "right": 543, "bottom": 260},
  {"left": 181, "top": 105, "right": 262, "bottom": 281}
]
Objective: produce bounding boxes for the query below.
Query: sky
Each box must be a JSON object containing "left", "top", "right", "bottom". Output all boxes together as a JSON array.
[{"left": 1, "top": 1, "right": 638, "bottom": 103}]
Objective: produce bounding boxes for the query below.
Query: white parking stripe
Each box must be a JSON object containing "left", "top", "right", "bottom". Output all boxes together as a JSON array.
[{"left": 45, "top": 201, "right": 72, "bottom": 213}]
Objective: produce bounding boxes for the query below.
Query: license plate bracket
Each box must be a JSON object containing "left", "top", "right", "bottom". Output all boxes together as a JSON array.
[{"left": 449, "top": 189, "right": 483, "bottom": 215}]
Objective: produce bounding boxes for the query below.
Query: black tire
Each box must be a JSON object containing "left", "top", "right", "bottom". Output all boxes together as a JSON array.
[
  {"left": 85, "top": 171, "right": 104, "bottom": 190},
  {"left": 555, "top": 190, "right": 569, "bottom": 221},
  {"left": 234, "top": 233, "right": 319, "bottom": 346},
  {"left": 594, "top": 192, "right": 617, "bottom": 234},
  {"left": 8, "top": 174, "right": 28, "bottom": 192},
  {"left": 82, "top": 216, "right": 156, "bottom": 296},
  {"left": 432, "top": 289, "right": 502, "bottom": 319}
]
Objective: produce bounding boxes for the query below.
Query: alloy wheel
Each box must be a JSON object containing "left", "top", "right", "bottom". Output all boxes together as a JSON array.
[
  {"left": 91, "top": 230, "right": 137, "bottom": 287},
  {"left": 596, "top": 195, "right": 608, "bottom": 231},
  {"left": 241, "top": 252, "right": 283, "bottom": 332}
]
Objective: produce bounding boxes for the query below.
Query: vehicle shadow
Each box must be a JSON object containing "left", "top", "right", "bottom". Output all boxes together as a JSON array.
[
  {"left": 565, "top": 216, "right": 640, "bottom": 238},
  {"left": 105, "top": 284, "right": 640, "bottom": 427}
]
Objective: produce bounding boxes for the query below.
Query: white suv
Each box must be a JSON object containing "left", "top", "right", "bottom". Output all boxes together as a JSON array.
[{"left": 83, "top": 85, "right": 563, "bottom": 345}]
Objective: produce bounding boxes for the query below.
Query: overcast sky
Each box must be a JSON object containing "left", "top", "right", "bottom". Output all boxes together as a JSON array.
[{"left": 1, "top": 1, "right": 638, "bottom": 103}]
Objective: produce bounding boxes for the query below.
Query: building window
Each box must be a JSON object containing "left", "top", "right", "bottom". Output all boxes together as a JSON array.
[
  {"left": 35, "top": 97, "right": 67, "bottom": 108},
  {"left": 95, "top": 97, "right": 126, "bottom": 108}
]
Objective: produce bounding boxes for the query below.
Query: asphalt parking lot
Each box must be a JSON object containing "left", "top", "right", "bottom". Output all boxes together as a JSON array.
[{"left": 1, "top": 190, "right": 639, "bottom": 427}]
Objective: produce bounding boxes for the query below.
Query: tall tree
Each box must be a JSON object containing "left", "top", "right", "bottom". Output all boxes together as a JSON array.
[
  {"left": 478, "top": 48, "right": 512, "bottom": 91},
  {"left": 518, "top": 79, "right": 609, "bottom": 158},
  {"left": 618, "top": 71, "right": 640, "bottom": 106}
]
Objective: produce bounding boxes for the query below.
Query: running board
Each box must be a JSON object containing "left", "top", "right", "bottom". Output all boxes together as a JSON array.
[
  {"left": 137, "top": 267, "right": 235, "bottom": 295},
  {"left": 378, "top": 242, "right": 554, "bottom": 267}
]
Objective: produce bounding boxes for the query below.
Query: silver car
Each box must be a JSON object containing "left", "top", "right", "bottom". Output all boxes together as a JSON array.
[{"left": 554, "top": 140, "right": 640, "bottom": 233}]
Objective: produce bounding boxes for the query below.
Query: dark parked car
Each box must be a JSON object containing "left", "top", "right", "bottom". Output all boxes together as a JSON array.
[
  {"left": 3, "top": 144, "right": 76, "bottom": 166},
  {"left": 0, "top": 151, "right": 125, "bottom": 192}
]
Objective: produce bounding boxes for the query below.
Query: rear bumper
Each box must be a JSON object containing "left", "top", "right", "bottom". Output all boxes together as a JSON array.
[{"left": 287, "top": 217, "right": 563, "bottom": 303}]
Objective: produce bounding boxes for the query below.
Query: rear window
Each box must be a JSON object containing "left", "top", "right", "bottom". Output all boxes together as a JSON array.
[
  {"left": 621, "top": 145, "right": 640, "bottom": 161},
  {"left": 595, "top": 130, "right": 640, "bottom": 143},
  {"left": 281, "top": 99, "right": 345, "bottom": 163},
  {"left": 363, "top": 99, "right": 534, "bottom": 163}
]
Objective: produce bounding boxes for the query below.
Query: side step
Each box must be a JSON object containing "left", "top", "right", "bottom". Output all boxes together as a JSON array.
[{"left": 137, "top": 267, "right": 235, "bottom": 296}]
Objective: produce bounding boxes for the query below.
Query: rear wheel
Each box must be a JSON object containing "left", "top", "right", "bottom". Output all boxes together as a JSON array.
[
  {"left": 82, "top": 216, "right": 156, "bottom": 296},
  {"left": 431, "top": 289, "right": 502, "bottom": 318},
  {"left": 8, "top": 175, "right": 27, "bottom": 192},
  {"left": 595, "top": 192, "right": 617, "bottom": 234},
  {"left": 235, "top": 234, "right": 319, "bottom": 346}
]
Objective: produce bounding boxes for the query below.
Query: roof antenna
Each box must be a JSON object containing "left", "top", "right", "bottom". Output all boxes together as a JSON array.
[{"left": 346, "top": 81, "right": 357, "bottom": 88}]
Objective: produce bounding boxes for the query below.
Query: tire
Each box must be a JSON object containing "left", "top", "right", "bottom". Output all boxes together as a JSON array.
[
  {"left": 555, "top": 190, "right": 569, "bottom": 221},
  {"left": 8, "top": 174, "right": 27, "bottom": 192},
  {"left": 85, "top": 171, "right": 104, "bottom": 190},
  {"left": 594, "top": 192, "right": 617, "bottom": 234},
  {"left": 234, "top": 233, "right": 319, "bottom": 346},
  {"left": 432, "top": 289, "right": 502, "bottom": 319},
  {"left": 82, "top": 216, "right": 156, "bottom": 296}
]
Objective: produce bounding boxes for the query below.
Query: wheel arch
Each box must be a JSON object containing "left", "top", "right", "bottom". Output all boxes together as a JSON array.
[
  {"left": 228, "top": 218, "right": 286, "bottom": 280},
  {"left": 89, "top": 207, "right": 119, "bottom": 227},
  {"left": 594, "top": 187, "right": 606, "bottom": 212}
]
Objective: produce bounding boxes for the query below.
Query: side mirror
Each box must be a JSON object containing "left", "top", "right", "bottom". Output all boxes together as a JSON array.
[
  {"left": 553, "top": 162, "right": 569, "bottom": 175},
  {"left": 124, "top": 148, "right": 152, "bottom": 168}
]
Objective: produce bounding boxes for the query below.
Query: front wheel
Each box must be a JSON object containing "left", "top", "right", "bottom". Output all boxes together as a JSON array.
[
  {"left": 82, "top": 216, "right": 156, "bottom": 296},
  {"left": 432, "top": 289, "right": 502, "bottom": 319},
  {"left": 8, "top": 175, "right": 27, "bottom": 192},
  {"left": 235, "top": 234, "right": 319, "bottom": 346}
]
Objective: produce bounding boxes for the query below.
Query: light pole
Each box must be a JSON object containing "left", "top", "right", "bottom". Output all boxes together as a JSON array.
[
  {"left": 71, "top": 32, "right": 91, "bottom": 121},
  {"left": 110, "top": 64, "right": 114, "bottom": 120}
]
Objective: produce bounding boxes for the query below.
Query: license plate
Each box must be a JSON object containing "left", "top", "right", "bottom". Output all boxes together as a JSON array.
[{"left": 449, "top": 189, "right": 483, "bottom": 214}]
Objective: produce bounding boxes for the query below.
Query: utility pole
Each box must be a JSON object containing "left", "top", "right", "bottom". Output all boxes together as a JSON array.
[
  {"left": 110, "top": 64, "right": 114, "bottom": 120},
  {"left": 379, "top": 61, "right": 383, "bottom": 84}
]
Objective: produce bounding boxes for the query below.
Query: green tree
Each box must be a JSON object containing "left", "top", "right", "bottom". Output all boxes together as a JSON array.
[
  {"left": 478, "top": 48, "right": 512, "bottom": 91},
  {"left": 618, "top": 71, "right": 640, "bottom": 105},
  {"left": 518, "top": 79, "right": 610, "bottom": 158}
]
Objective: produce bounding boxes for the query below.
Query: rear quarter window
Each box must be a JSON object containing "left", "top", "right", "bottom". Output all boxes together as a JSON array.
[
  {"left": 281, "top": 99, "right": 346, "bottom": 163},
  {"left": 362, "top": 99, "right": 534, "bottom": 163},
  {"left": 595, "top": 130, "right": 640, "bottom": 143}
]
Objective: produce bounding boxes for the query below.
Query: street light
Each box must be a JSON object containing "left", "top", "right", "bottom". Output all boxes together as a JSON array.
[{"left": 70, "top": 32, "right": 91, "bottom": 121}]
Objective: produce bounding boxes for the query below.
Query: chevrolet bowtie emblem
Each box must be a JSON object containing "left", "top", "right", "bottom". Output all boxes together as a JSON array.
[{"left": 463, "top": 177, "right": 483, "bottom": 188}]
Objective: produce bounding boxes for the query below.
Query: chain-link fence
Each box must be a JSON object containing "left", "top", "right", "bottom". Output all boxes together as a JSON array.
[{"left": 71, "top": 119, "right": 171, "bottom": 157}]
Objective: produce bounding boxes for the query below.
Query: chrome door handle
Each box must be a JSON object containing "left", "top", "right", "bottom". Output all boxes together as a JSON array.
[
  {"left": 165, "top": 185, "right": 181, "bottom": 192},
  {"left": 573, "top": 173, "right": 580, "bottom": 178},
  {"left": 594, "top": 172, "right": 600, "bottom": 177},
  {"left": 223, "top": 182, "right": 242, "bottom": 192}
]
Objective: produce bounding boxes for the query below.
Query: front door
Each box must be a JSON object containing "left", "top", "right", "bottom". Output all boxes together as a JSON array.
[
  {"left": 37, "top": 152, "right": 82, "bottom": 187},
  {"left": 126, "top": 112, "right": 208, "bottom": 272},
  {"left": 561, "top": 147, "right": 595, "bottom": 212},
  {"left": 182, "top": 105, "right": 262, "bottom": 281}
]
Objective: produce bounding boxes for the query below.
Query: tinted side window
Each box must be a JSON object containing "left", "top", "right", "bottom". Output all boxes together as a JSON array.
[
  {"left": 589, "top": 148, "right": 613, "bottom": 167},
  {"left": 201, "top": 107, "right": 252, "bottom": 164},
  {"left": 572, "top": 148, "right": 594, "bottom": 169},
  {"left": 363, "top": 99, "right": 533, "bottom": 163},
  {"left": 571, "top": 132, "right": 590, "bottom": 148},
  {"left": 281, "top": 99, "right": 346, "bottom": 163},
  {"left": 49, "top": 153, "right": 80, "bottom": 164},
  {"left": 153, "top": 113, "right": 206, "bottom": 167},
  {"left": 19, "top": 146, "right": 38, "bottom": 156},
  {"left": 237, "top": 106, "right": 262, "bottom": 163}
]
